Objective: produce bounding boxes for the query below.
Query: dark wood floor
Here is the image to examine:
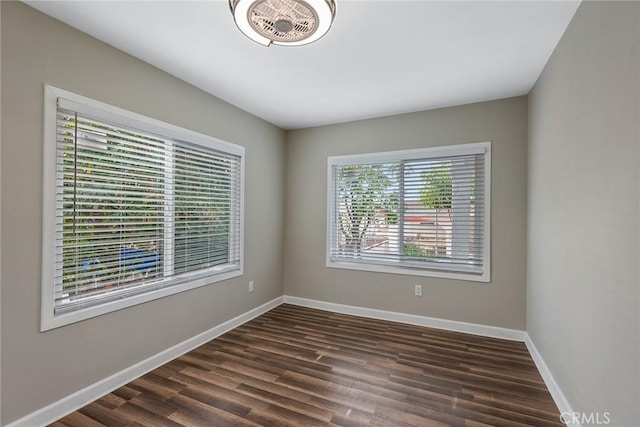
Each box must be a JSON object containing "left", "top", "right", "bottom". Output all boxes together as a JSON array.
[{"left": 50, "top": 304, "right": 562, "bottom": 427}]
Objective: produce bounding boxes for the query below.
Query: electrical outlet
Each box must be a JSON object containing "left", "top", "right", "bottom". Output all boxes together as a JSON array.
[
  {"left": 249, "top": 280, "right": 254, "bottom": 292},
  {"left": 414, "top": 284, "right": 423, "bottom": 297}
]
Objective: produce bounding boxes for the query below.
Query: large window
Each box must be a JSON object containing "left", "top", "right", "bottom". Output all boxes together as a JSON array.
[
  {"left": 41, "top": 86, "right": 244, "bottom": 330},
  {"left": 327, "top": 142, "right": 490, "bottom": 282}
]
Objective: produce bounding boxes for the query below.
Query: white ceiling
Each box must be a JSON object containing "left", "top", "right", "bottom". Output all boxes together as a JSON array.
[{"left": 25, "top": 0, "right": 580, "bottom": 130}]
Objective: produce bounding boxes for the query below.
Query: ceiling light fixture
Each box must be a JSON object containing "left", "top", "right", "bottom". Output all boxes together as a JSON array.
[{"left": 229, "top": 0, "right": 336, "bottom": 47}]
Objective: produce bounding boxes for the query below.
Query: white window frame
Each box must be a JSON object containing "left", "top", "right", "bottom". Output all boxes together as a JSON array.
[
  {"left": 41, "top": 85, "right": 245, "bottom": 331},
  {"left": 326, "top": 142, "right": 491, "bottom": 282}
]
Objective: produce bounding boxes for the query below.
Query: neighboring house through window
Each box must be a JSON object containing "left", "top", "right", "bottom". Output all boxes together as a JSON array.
[
  {"left": 327, "top": 142, "right": 491, "bottom": 282},
  {"left": 41, "top": 86, "right": 244, "bottom": 330}
]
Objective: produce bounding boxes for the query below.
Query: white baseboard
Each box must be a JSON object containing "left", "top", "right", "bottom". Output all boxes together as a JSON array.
[
  {"left": 283, "top": 295, "right": 526, "bottom": 341},
  {"left": 524, "top": 333, "right": 578, "bottom": 427},
  {"left": 6, "top": 296, "right": 284, "bottom": 427}
]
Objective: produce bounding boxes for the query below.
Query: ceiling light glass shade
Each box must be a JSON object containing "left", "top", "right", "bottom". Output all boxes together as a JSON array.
[{"left": 229, "top": 0, "right": 336, "bottom": 47}]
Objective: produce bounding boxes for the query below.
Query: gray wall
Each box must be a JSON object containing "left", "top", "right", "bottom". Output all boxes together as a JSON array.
[
  {"left": 528, "top": 2, "right": 639, "bottom": 425},
  {"left": 0, "top": 2, "right": 285, "bottom": 424},
  {"left": 284, "top": 97, "right": 528, "bottom": 330}
]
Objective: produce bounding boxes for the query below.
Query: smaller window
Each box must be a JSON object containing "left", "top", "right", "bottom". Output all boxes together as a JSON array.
[
  {"left": 327, "top": 142, "right": 491, "bottom": 282},
  {"left": 41, "top": 86, "right": 244, "bottom": 330}
]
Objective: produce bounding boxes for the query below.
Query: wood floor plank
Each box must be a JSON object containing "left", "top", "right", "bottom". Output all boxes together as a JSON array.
[
  {"left": 125, "top": 395, "right": 180, "bottom": 419},
  {"left": 77, "top": 401, "right": 133, "bottom": 426},
  {"left": 50, "top": 304, "right": 562, "bottom": 426},
  {"left": 112, "top": 400, "right": 183, "bottom": 427},
  {"left": 49, "top": 411, "right": 107, "bottom": 427}
]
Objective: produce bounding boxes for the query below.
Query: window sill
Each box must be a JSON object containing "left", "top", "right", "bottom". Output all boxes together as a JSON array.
[
  {"left": 326, "top": 260, "right": 490, "bottom": 283},
  {"left": 41, "top": 268, "right": 243, "bottom": 331}
]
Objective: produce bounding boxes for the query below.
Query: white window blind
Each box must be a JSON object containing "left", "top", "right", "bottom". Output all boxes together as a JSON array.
[
  {"left": 42, "top": 86, "right": 244, "bottom": 329},
  {"left": 327, "top": 143, "right": 490, "bottom": 281}
]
